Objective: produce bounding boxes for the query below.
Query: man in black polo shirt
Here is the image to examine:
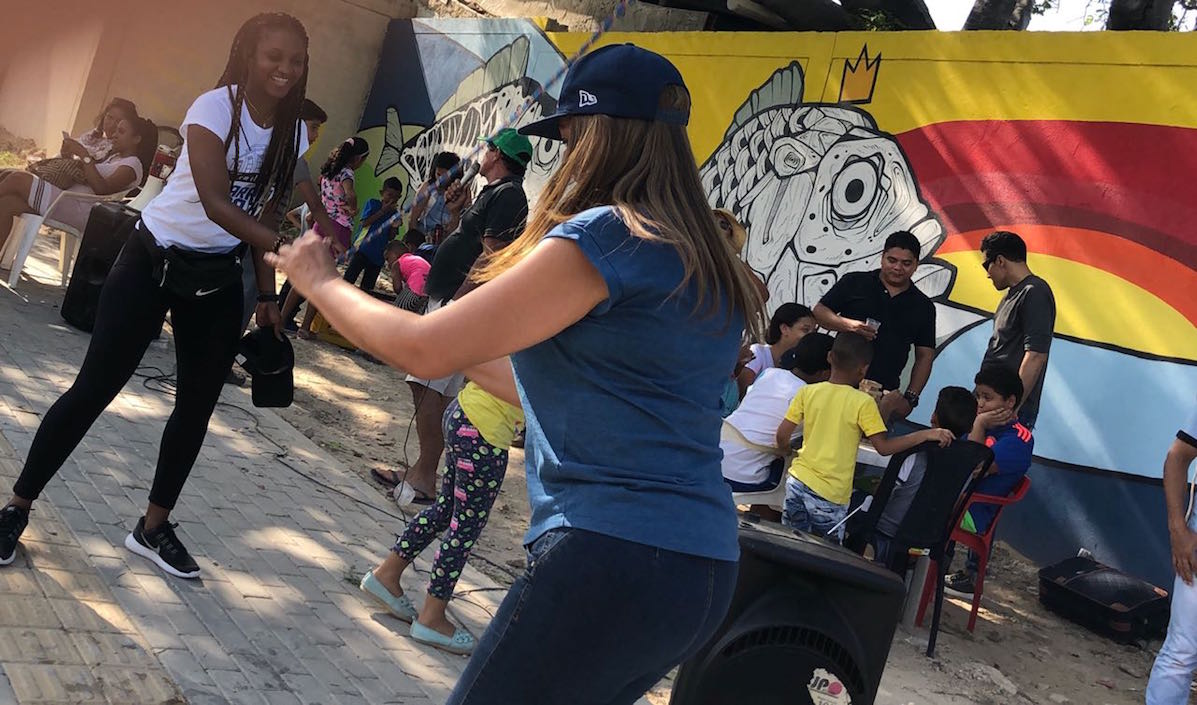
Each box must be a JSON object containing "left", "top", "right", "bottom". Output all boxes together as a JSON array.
[
  {"left": 382, "top": 129, "right": 531, "bottom": 503},
  {"left": 813, "top": 231, "right": 936, "bottom": 422}
]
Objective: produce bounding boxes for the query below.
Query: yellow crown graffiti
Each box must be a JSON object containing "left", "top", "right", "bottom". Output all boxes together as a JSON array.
[{"left": 839, "top": 45, "right": 881, "bottom": 104}]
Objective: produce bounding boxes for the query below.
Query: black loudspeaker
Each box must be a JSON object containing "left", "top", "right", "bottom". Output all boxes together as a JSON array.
[
  {"left": 61, "top": 203, "right": 140, "bottom": 332},
  {"left": 670, "top": 521, "right": 906, "bottom": 705}
]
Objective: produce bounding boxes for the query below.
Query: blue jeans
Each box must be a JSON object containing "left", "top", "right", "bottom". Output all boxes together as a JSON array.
[
  {"left": 783, "top": 477, "right": 848, "bottom": 542},
  {"left": 1147, "top": 514, "right": 1197, "bottom": 704},
  {"left": 447, "top": 528, "right": 738, "bottom": 705}
]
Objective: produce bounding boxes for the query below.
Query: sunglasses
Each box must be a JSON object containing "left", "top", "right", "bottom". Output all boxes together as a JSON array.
[{"left": 981, "top": 254, "right": 999, "bottom": 271}]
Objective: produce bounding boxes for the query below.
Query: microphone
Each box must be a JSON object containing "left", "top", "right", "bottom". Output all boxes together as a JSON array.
[{"left": 457, "top": 159, "right": 480, "bottom": 187}]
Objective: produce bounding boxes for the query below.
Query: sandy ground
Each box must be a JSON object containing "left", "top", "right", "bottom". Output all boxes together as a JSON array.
[
  {"left": 273, "top": 304, "right": 1169, "bottom": 705},
  {"left": 273, "top": 314, "right": 532, "bottom": 586}
]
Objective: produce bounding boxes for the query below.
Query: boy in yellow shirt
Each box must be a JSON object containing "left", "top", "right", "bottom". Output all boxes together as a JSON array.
[{"left": 775, "top": 332, "right": 953, "bottom": 541}]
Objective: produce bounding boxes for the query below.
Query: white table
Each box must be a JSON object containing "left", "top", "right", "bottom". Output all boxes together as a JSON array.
[{"left": 857, "top": 442, "right": 891, "bottom": 469}]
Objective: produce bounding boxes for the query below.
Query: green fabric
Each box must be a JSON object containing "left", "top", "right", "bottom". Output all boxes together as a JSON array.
[
  {"left": 960, "top": 509, "right": 977, "bottom": 534},
  {"left": 482, "top": 129, "right": 533, "bottom": 166}
]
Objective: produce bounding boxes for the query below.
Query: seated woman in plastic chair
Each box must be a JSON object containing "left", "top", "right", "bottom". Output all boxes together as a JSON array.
[
  {"left": 0, "top": 116, "right": 155, "bottom": 255},
  {"left": 0, "top": 98, "right": 138, "bottom": 184}
]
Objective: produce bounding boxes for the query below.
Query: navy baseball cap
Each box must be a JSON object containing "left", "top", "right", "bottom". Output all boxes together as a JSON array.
[{"left": 519, "top": 43, "right": 690, "bottom": 141}]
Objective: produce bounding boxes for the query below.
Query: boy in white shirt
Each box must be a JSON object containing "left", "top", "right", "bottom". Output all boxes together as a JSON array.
[{"left": 722, "top": 333, "right": 833, "bottom": 492}]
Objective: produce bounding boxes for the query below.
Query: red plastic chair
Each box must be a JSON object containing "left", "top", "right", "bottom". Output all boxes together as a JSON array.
[{"left": 915, "top": 475, "right": 1031, "bottom": 633}]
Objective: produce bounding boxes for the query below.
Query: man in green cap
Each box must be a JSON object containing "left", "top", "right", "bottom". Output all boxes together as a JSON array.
[{"left": 394, "top": 128, "right": 532, "bottom": 506}]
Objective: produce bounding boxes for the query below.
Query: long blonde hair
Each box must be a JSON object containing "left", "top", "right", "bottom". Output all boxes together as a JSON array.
[{"left": 476, "top": 87, "right": 766, "bottom": 339}]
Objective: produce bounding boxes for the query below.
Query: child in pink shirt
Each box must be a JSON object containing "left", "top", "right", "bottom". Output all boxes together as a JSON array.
[{"left": 385, "top": 232, "right": 431, "bottom": 312}]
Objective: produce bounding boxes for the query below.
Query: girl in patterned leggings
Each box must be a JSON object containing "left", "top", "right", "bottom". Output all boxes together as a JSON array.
[{"left": 359, "top": 381, "right": 522, "bottom": 655}]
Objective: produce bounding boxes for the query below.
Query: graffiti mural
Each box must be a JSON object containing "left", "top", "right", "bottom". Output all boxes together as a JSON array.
[
  {"left": 699, "top": 61, "right": 948, "bottom": 308},
  {"left": 374, "top": 35, "right": 565, "bottom": 201},
  {"left": 357, "top": 20, "right": 1197, "bottom": 581},
  {"left": 354, "top": 20, "right": 568, "bottom": 208}
]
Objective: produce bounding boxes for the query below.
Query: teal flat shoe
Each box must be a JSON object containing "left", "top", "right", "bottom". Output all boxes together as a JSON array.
[
  {"left": 359, "top": 570, "right": 417, "bottom": 622},
  {"left": 409, "top": 620, "right": 475, "bottom": 655}
]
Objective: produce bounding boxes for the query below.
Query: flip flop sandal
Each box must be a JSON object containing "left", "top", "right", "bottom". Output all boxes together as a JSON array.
[
  {"left": 409, "top": 621, "right": 475, "bottom": 655},
  {"left": 359, "top": 570, "right": 418, "bottom": 622},
  {"left": 371, "top": 468, "right": 401, "bottom": 487}
]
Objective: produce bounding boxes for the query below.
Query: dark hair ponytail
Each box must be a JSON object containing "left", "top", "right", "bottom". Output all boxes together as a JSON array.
[
  {"left": 321, "top": 137, "right": 369, "bottom": 179},
  {"left": 765, "top": 303, "right": 814, "bottom": 344},
  {"left": 133, "top": 118, "right": 158, "bottom": 186},
  {"left": 215, "top": 12, "right": 309, "bottom": 216},
  {"left": 428, "top": 151, "right": 461, "bottom": 183},
  {"left": 92, "top": 97, "right": 138, "bottom": 139}
]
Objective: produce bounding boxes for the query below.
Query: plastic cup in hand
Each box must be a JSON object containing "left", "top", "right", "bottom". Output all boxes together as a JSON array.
[{"left": 865, "top": 318, "right": 881, "bottom": 333}]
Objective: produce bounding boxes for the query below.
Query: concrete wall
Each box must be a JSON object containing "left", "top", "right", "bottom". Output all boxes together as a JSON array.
[
  {"left": 0, "top": 12, "right": 105, "bottom": 151},
  {"left": 2, "top": 0, "right": 406, "bottom": 160},
  {"left": 69, "top": 0, "right": 397, "bottom": 162},
  {"left": 443, "top": 0, "right": 708, "bottom": 30}
]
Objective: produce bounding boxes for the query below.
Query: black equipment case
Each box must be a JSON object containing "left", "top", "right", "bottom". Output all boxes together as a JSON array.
[{"left": 1038, "top": 556, "right": 1169, "bottom": 643}]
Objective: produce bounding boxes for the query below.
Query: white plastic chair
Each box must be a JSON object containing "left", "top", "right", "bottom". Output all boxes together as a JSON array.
[
  {"left": 1, "top": 188, "right": 132, "bottom": 289},
  {"left": 731, "top": 476, "right": 788, "bottom": 511}
]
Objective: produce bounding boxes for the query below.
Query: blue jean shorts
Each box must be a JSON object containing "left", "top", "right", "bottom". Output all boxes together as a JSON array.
[{"left": 783, "top": 477, "right": 849, "bottom": 542}]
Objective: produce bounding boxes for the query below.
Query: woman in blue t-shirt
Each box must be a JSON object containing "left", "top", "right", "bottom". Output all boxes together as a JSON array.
[{"left": 267, "top": 44, "right": 765, "bottom": 704}]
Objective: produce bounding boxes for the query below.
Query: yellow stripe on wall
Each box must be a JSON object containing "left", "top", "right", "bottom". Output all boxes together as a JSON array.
[
  {"left": 941, "top": 252, "right": 1197, "bottom": 359},
  {"left": 548, "top": 31, "right": 1197, "bottom": 159}
]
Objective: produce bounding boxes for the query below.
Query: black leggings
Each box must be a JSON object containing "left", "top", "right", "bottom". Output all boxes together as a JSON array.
[
  {"left": 13, "top": 222, "right": 242, "bottom": 510},
  {"left": 343, "top": 251, "right": 381, "bottom": 292}
]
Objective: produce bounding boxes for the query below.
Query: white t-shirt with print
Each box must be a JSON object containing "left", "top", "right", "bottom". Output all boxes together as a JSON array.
[
  {"left": 141, "top": 86, "right": 308, "bottom": 253},
  {"left": 721, "top": 368, "right": 806, "bottom": 484},
  {"left": 744, "top": 343, "right": 774, "bottom": 377}
]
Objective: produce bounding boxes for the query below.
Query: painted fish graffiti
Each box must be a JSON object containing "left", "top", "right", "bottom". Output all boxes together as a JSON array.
[
  {"left": 375, "top": 35, "right": 565, "bottom": 205},
  {"left": 700, "top": 63, "right": 949, "bottom": 308}
]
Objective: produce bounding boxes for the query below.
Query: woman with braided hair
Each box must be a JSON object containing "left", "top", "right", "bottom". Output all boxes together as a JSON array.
[{"left": 0, "top": 13, "right": 312, "bottom": 578}]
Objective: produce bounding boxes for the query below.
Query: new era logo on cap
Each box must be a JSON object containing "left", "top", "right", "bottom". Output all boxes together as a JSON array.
[{"left": 518, "top": 44, "right": 689, "bottom": 141}]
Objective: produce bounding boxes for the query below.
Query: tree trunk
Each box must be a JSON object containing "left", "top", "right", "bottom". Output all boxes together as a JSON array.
[
  {"left": 963, "top": 0, "right": 1036, "bottom": 29},
  {"left": 1107, "top": 0, "right": 1176, "bottom": 29}
]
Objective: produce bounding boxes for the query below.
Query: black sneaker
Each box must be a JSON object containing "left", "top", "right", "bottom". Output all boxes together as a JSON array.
[
  {"left": 943, "top": 570, "right": 976, "bottom": 598},
  {"left": 124, "top": 518, "right": 200, "bottom": 579},
  {"left": 0, "top": 505, "right": 29, "bottom": 566}
]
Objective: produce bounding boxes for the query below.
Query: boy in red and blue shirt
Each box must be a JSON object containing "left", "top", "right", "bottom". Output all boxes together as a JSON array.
[{"left": 945, "top": 365, "right": 1034, "bottom": 596}]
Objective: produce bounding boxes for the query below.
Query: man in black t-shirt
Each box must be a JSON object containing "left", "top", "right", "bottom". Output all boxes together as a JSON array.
[
  {"left": 814, "top": 231, "right": 937, "bottom": 422},
  {"left": 978, "top": 230, "right": 1055, "bottom": 429},
  {"left": 424, "top": 129, "right": 530, "bottom": 302},
  {"left": 381, "top": 129, "right": 531, "bottom": 504}
]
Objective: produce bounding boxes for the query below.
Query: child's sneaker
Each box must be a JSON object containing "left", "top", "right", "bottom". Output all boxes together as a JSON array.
[{"left": 943, "top": 570, "right": 976, "bottom": 597}]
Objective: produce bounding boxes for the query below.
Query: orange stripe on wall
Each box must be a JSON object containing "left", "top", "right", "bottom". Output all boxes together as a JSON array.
[{"left": 939, "top": 225, "right": 1197, "bottom": 324}]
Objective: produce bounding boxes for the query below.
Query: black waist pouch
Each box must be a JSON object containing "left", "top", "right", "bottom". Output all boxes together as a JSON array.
[{"left": 137, "top": 222, "right": 244, "bottom": 300}]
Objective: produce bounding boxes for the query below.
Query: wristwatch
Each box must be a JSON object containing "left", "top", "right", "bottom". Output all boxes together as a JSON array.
[{"left": 903, "top": 390, "right": 920, "bottom": 409}]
